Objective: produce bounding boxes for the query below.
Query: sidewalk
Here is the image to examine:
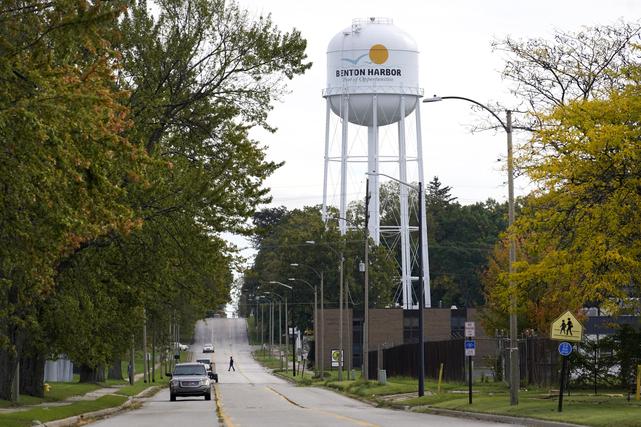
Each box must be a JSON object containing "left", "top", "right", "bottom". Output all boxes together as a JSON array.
[{"left": 0, "top": 364, "right": 161, "bottom": 414}]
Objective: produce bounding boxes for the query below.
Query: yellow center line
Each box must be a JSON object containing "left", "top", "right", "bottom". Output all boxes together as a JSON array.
[
  {"left": 265, "top": 386, "right": 380, "bottom": 427},
  {"left": 213, "top": 383, "right": 235, "bottom": 427},
  {"left": 265, "top": 386, "right": 306, "bottom": 408}
]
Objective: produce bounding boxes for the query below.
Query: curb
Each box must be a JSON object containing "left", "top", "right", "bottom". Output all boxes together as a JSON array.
[
  {"left": 411, "top": 406, "right": 587, "bottom": 427},
  {"left": 42, "top": 397, "right": 134, "bottom": 427},
  {"left": 41, "top": 385, "right": 165, "bottom": 427}
]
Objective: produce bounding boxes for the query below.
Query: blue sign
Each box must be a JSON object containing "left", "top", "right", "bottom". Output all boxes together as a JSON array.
[
  {"left": 465, "top": 341, "right": 476, "bottom": 349},
  {"left": 558, "top": 342, "right": 573, "bottom": 356}
]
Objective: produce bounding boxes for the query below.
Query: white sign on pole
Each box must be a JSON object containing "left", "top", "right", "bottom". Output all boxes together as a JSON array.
[
  {"left": 330, "top": 349, "right": 343, "bottom": 368},
  {"left": 464, "top": 340, "right": 476, "bottom": 356},
  {"left": 465, "top": 321, "right": 475, "bottom": 338}
]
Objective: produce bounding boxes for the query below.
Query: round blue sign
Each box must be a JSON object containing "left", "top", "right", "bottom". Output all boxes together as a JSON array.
[{"left": 558, "top": 342, "right": 573, "bottom": 356}]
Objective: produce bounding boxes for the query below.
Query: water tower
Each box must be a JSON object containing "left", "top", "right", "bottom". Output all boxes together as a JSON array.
[{"left": 321, "top": 18, "right": 430, "bottom": 309}]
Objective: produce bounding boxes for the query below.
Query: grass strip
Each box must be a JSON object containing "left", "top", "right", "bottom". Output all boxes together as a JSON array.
[
  {"left": 0, "top": 382, "right": 103, "bottom": 409},
  {"left": 0, "top": 394, "right": 127, "bottom": 427}
]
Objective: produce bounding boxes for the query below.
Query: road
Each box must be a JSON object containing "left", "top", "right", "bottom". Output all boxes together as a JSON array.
[{"left": 92, "top": 317, "right": 521, "bottom": 426}]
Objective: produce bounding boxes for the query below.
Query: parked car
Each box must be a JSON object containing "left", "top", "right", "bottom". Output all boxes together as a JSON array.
[
  {"left": 167, "top": 362, "right": 215, "bottom": 401},
  {"left": 173, "top": 342, "right": 189, "bottom": 351},
  {"left": 202, "top": 343, "right": 214, "bottom": 353},
  {"left": 195, "top": 359, "right": 218, "bottom": 382}
]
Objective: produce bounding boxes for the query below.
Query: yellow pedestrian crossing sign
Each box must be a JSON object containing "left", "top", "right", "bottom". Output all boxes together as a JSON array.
[{"left": 550, "top": 311, "right": 583, "bottom": 342}]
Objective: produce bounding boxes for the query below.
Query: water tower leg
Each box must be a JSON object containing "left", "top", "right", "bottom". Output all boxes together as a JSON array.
[
  {"left": 367, "top": 95, "right": 380, "bottom": 244},
  {"left": 415, "top": 101, "right": 431, "bottom": 307},
  {"left": 398, "top": 96, "right": 412, "bottom": 309},
  {"left": 322, "top": 99, "right": 331, "bottom": 224},
  {"left": 339, "top": 94, "right": 349, "bottom": 235}
]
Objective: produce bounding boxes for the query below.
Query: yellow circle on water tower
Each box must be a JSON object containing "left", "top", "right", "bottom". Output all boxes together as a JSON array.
[{"left": 369, "top": 44, "right": 389, "bottom": 64}]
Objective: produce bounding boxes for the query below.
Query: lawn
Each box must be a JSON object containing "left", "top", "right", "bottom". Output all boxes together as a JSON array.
[
  {"left": 250, "top": 347, "right": 641, "bottom": 427},
  {"left": 0, "top": 382, "right": 103, "bottom": 408},
  {"left": 323, "top": 376, "right": 641, "bottom": 427},
  {"left": 0, "top": 395, "right": 128, "bottom": 427}
]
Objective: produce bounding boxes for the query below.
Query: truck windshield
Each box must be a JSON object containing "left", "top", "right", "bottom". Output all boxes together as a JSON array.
[{"left": 174, "top": 365, "right": 206, "bottom": 376}]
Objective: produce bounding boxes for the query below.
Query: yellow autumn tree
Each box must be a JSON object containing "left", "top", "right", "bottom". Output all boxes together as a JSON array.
[{"left": 501, "top": 65, "right": 641, "bottom": 323}]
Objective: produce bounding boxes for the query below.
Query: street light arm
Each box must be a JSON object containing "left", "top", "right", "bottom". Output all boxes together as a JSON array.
[
  {"left": 366, "top": 172, "right": 419, "bottom": 191},
  {"left": 306, "top": 240, "right": 342, "bottom": 259},
  {"left": 268, "top": 280, "right": 292, "bottom": 290},
  {"left": 263, "top": 291, "right": 284, "bottom": 301},
  {"left": 288, "top": 278, "right": 314, "bottom": 292},
  {"left": 290, "top": 263, "right": 321, "bottom": 280},
  {"left": 423, "top": 95, "right": 508, "bottom": 132}
]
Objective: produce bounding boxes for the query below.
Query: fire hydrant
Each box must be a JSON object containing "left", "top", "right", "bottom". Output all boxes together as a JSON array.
[{"left": 44, "top": 383, "right": 51, "bottom": 393}]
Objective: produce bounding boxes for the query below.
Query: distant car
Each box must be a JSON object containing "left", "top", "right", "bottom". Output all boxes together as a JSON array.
[
  {"left": 202, "top": 343, "right": 214, "bottom": 353},
  {"left": 168, "top": 362, "right": 214, "bottom": 401},
  {"left": 173, "top": 342, "right": 189, "bottom": 351},
  {"left": 196, "top": 359, "right": 212, "bottom": 371}
]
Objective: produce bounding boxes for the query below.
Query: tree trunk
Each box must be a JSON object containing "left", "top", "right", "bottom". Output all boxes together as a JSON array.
[
  {"left": 20, "top": 352, "right": 45, "bottom": 397},
  {"left": 79, "top": 364, "right": 105, "bottom": 383},
  {"left": 0, "top": 348, "right": 18, "bottom": 400},
  {"left": 108, "top": 357, "right": 123, "bottom": 381}
]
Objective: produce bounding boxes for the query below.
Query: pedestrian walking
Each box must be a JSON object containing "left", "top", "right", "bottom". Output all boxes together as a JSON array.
[{"left": 228, "top": 356, "right": 235, "bottom": 372}]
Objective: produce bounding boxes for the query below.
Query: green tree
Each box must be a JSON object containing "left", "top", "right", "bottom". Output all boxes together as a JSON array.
[{"left": 0, "top": 0, "right": 143, "bottom": 398}]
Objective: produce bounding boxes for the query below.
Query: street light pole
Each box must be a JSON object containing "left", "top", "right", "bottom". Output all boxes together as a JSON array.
[
  {"left": 289, "top": 278, "right": 317, "bottom": 375},
  {"left": 290, "top": 264, "right": 325, "bottom": 378},
  {"left": 270, "top": 281, "right": 295, "bottom": 376},
  {"left": 367, "top": 172, "right": 426, "bottom": 396},
  {"left": 363, "top": 179, "right": 370, "bottom": 381},
  {"left": 423, "top": 95, "right": 519, "bottom": 405},
  {"left": 305, "top": 241, "right": 344, "bottom": 381}
]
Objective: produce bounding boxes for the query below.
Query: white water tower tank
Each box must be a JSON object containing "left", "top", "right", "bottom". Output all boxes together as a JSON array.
[{"left": 325, "top": 17, "right": 420, "bottom": 126}]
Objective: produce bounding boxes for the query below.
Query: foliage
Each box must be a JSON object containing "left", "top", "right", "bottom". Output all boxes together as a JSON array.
[
  {"left": 0, "top": 0, "right": 144, "bottom": 398},
  {"left": 484, "top": 24, "right": 641, "bottom": 332},
  {"left": 240, "top": 206, "right": 398, "bottom": 333},
  {"left": 0, "top": 0, "right": 310, "bottom": 397},
  {"left": 500, "top": 73, "right": 641, "bottom": 326}
]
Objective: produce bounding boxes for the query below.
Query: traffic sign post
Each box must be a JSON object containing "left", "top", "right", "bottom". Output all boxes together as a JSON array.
[
  {"left": 557, "top": 342, "right": 573, "bottom": 412},
  {"left": 464, "top": 339, "right": 476, "bottom": 404},
  {"left": 550, "top": 311, "right": 582, "bottom": 412}
]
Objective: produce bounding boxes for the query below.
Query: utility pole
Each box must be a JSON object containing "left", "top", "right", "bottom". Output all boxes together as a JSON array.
[
  {"left": 320, "top": 271, "right": 325, "bottom": 378},
  {"left": 291, "top": 285, "right": 296, "bottom": 376},
  {"left": 507, "top": 110, "right": 519, "bottom": 406},
  {"left": 417, "top": 181, "right": 425, "bottom": 397},
  {"left": 270, "top": 300, "right": 274, "bottom": 355},
  {"left": 143, "top": 308, "right": 148, "bottom": 383},
  {"left": 284, "top": 296, "right": 289, "bottom": 374},
  {"left": 152, "top": 323, "right": 156, "bottom": 382},
  {"left": 338, "top": 252, "right": 344, "bottom": 381},
  {"left": 260, "top": 303, "right": 265, "bottom": 357},
  {"left": 278, "top": 300, "right": 282, "bottom": 369},
  {"left": 363, "top": 178, "right": 370, "bottom": 381},
  {"left": 129, "top": 334, "right": 135, "bottom": 385}
]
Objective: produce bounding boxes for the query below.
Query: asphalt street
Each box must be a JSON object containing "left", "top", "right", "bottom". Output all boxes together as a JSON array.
[{"left": 92, "top": 317, "right": 522, "bottom": 426}]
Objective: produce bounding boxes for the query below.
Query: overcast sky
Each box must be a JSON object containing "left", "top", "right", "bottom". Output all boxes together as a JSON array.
[
  {"left": 225, "top": 0, "right": 640, "bottom": 266},
  {"left": 235, "top": 0, "right": 639, "bottom": 211}
]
